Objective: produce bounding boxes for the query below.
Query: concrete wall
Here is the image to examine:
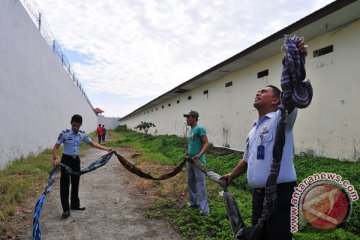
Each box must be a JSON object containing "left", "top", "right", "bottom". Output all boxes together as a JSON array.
[
  {"left": 0, "top": 1, "right": 97, "bottom": 169},
  {"left": 97, "top": 116, "right": 120, "bottom": 130},
  {"left": 121, "top": 19, "right": 360, "bottom": 160}
]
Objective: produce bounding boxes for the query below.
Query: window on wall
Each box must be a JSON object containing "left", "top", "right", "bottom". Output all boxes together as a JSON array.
[
  {"left": 168, "top": 103, "right": 171, "bottom": 107},
  {"left": 225, "top": 81, "right": 232, "bottom": 88},
  {"left": 203, "top": 89, "right": 209, "bottom": 98},
  {"left": 177, "top": 100, "right": 180, "bottom": 104},
  {"left": 257, "top": 69, "right": 269, "bottom": 78},
  {"left": 188, "top": 96, "right": 192, "bottom": 100},
  {"left": 313, "top": 45, "right": 333, "bottom": 58},
  {"left": 156, "top": 108, "right": 158, "bottom": 111},
  {"left": 162, "top": 105, "right": 164, "bottom": 109}
]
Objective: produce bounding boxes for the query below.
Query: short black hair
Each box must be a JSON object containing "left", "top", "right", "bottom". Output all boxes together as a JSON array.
[
  {"left": 71, "top": 114, "right": 82, "bottom": 124},
  {"left": 266, "top": 85, "right": 281, "bottom": 98}
]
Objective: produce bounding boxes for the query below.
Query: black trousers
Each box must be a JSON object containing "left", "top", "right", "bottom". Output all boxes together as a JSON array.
[
  {"left": 252, "top": 181, "right": 296, "bottom": 240},
  {"left": 60, "top": 154, "right": 81, "bottom": 212}
]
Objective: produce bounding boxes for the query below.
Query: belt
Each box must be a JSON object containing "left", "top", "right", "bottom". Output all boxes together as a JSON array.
[
  {"left": 63, "top": 154, "right": 79, "bottom": 159},
  {"left": 253, "top": 181, "right": 296, "bottom": 194}
]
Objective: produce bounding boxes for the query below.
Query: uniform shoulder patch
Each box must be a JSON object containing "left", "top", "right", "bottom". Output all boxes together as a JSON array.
[
  {"left": 58, "top": 129, "right": 69, "bottom": 140},
  {"left": 58, "top": 133, "right": 63, "bottom": 140},
  {"left": 79, "top": 130, "right": 85, "bottom": 133}
]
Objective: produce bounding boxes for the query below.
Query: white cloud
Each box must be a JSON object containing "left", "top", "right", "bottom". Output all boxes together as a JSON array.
[{"left": 34, "top": 0, "right": 335, "bottom": 116}]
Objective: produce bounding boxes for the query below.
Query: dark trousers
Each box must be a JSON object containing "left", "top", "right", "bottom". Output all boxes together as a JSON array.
[
  {"left": 60, "top": 154, "right": 81, "bottom": 212},
  {"left": 97, "top": 135, "right": 102, "bottom": 143},
  {"left": 252, "top": 181, "right": 296, "bottom": 240}
]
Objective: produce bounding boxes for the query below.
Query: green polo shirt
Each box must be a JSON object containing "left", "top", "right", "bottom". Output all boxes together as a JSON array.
[{"left": 188, "top": 124, "right": 206, "bottom": 164}]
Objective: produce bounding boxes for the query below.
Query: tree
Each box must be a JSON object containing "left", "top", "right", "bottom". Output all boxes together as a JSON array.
[{"left": 135, "top": 121, "right": 156, "bottom": 135}]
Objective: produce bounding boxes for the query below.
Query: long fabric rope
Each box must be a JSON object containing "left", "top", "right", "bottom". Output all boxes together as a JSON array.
[
  {"left": 32, "top": 151, "right": 187, "bottom": 240},
  {"left": 117, "top": 151, "right": 246, "bottom": 236},
  {"left": 32, "top": 152, "right": 114, "bottom": 240},
  {"left": 247, "top": 35, "right": 313, "bottom": 240},
  {"left": 185, "top": 156, "right": 251, "bottom": 240},
  {"left": 60, "top": 151, "right": 114, "bottom": 176},
  {"left": 115, "top": 152, "right": 186, "bottom": 180},
  {"left": 33, "top": 151, "right": 250, "bottom": 240},
  {"left": 32, "top": 165, "right": 61, "bottom": 240},
  {"left": 280, "top": 35, "right": 313, "bottom": 109}
]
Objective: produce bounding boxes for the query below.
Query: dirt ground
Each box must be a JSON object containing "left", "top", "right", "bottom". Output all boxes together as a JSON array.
[{"left": 2, "top": 148, "right": 181, "bottom": 240}]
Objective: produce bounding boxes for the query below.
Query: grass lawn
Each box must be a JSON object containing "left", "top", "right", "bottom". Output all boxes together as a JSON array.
[
  {"left": 109, "top": 127, "right": 360, "bottom": 240},
  {"left": 0, "top": 150, "right": 54, "bottom": 229}
]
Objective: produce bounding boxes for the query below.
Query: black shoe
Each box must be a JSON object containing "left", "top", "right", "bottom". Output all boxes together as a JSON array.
[
  {"left": 71, "top": 206, "right": 86, "bottom": 210},
  {"left": 62, "top": 211, "right": 70, "bottom": 219}
]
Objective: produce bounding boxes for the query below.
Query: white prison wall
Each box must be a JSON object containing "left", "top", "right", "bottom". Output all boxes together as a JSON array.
[
  {"left": 97, "top": 116, "right": 120, "bottom": 130},
  {"left": 0, "top": 1, "right": 97, "bottom": 169},
  {"left": 121, "top": 19, "right": 360, "bottom": 160}
]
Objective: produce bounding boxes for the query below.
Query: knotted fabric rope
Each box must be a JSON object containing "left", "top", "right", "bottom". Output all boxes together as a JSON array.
[
  {"left": 32, "top": 165, "right": 61, "bottom": 240},
  {"left": 281, "top": 35, "right": 313, "bottom": 109},
  {"left": 184, "top": 155, "right": 227, "bottom": 188},
  {"left": 33, "top": 152, "right": 114, "bottom": 240},
  {"left": 59, "top": 151, "right": 115, "bottom": 176},
  {"left": 185, "top": 156, "right": 251, "bottom": 240},
  {"left": 33, "top": 151, "right": 188, "bottom": 240},
  {"left": 115, "top": 152, "right": 186, "bottom": 180}
]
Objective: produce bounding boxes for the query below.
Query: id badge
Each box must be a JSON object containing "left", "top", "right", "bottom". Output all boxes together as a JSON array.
[{"left": 257, "top": 145, "right": 265, "bottom": 160}]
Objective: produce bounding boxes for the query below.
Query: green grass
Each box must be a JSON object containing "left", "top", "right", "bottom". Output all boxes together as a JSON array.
[
  {"left": 113, "top": 127, "right": 360, "bottom": 240},
  {"left": 107, "top": 129, "right": 187, "bottom": 165},
  {"left": 1, "top": 128, "right": 359, "bottom": 239},
  {"left": 0, "top": 149, "right": 54, "bottom": 229}
]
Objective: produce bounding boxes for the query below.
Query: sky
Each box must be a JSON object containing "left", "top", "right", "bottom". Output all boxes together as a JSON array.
[{"left": 34, "top": 0, "right": 335, "bottom": 117}]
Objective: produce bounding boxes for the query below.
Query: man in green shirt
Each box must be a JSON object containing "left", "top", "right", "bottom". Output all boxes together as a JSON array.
[{"left": 183, "top": 110, "right": 210, "bottom": 216}]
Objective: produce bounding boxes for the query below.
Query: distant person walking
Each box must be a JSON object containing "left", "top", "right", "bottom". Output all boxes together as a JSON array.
[
  {"left": 183, "top": 110, "right": 210, "bottom": 216},
  {"left": 102, "top": 124, "right": 106, "bottom": 142},
  {"left": 96, "top": 124, "right": 103, "bottom": 144},
  {"left": 52, "top": 114, "right": 112, "bottom": 219}
]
